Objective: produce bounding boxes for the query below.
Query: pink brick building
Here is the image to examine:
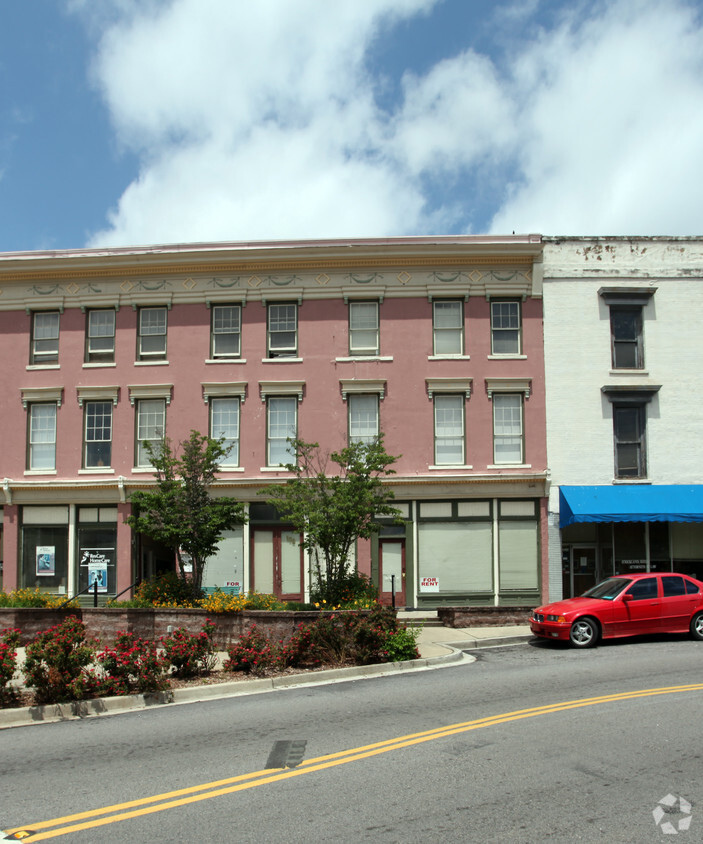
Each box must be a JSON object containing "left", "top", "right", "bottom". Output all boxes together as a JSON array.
[{"left": 0, "top": 236, "right": 548, "bottom": 607}]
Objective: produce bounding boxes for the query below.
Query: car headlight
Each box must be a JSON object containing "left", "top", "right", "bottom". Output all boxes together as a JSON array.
[{"left": 547, "top": 614, "right": 567, "bottom": 623}]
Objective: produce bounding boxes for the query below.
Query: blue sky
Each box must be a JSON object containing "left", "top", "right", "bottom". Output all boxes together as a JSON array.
[{"left": 2, "top": 0, "right": 703, "bottom": 253}]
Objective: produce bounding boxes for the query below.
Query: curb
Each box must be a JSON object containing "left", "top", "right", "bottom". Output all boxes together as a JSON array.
[
  {"left": 0, "top": 634, "right": 530, "bottom": 730},
  {"left": 0, "top": 650, "right": 470, "bottom": 730}
]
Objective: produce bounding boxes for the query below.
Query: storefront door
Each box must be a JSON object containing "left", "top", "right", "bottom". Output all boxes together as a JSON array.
[
  {"left": 379, "top": 539, "right": 405, "bottom": 606},
  {"left": 570, "top": 545, "right": 598, "bottom": 597},
  {"left": 251, "top": 528, "right": 303, "bottom": 602}
]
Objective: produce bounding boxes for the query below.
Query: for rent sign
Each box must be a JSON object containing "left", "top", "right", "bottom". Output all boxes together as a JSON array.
[{"left": 420, "top": 576, "right": 440, "bottom": 592}]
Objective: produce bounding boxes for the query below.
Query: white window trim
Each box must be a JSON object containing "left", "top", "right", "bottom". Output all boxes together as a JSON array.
[
  {"left": 259, "top": 381, "right": 305, "bottom": 402},
  {"left": 76, "top": 386, "right": 119, "bottom": 407},
  {"left": 128, "top": 384, "right": 173, "bottom": 405},
  {"left": 202, "top": 382, "right": 247, "bottom": 404},
  {"left": 426, "top": 378, "right": 472, "bottom": 399},
  {"left": 485, "top": 378, "right": 531, "bottom": 400},
  {"left": 21, "top": 386, "right": 64, "bottom": 408},
  {"left": 340, "top": 379, "right": 386, "bottom": 401}
]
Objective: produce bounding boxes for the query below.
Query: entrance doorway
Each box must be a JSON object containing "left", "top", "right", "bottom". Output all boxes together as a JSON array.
[
  {"left": 251, "top": 528, "right": 303, "bottom": 602},
  {"left": 379, "top": 539, "right": 406, "bottom": 606},
  {"left": 569, "top": 545, "right": 598, "bottom": 597}
]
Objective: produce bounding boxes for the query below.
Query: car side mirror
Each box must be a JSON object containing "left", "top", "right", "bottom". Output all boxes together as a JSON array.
[{"left": 622, "top": 593, "right": 633, "bottom": 601}]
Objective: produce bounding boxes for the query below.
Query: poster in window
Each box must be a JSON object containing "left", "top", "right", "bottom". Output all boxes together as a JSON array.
[
  {"left": 80, "top": 548, "right": 113, "bottom": 593},
  {"left": 36, "top": 546, "right": 56, "bottom": 576}
]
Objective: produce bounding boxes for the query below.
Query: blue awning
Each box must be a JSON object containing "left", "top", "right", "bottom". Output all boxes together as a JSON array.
[{"left": 559, "top": 485, "right": 703, "bottom": 527}]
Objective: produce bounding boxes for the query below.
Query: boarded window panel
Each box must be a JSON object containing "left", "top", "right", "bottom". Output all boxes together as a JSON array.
[
  {"left": 419, "top": 502, "right": 452, "bottom": 518},
  {"left": 499, "top": 522, "right": 539, "bottom": 590},
  {"left": 671, "top": 523, "right": 703, "bottom": 559},
  {"left": 418, "top": 522, "right": 493, "bottom": 592}
]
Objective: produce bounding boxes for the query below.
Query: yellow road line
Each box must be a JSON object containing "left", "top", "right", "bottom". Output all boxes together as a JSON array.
[{"left": 7, "top": 683, "right": 703, "bottom": 841}]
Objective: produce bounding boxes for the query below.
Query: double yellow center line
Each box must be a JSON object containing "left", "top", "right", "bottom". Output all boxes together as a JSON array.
[{"left": 7, "top": 683, "right": 703, "bottom": 841}]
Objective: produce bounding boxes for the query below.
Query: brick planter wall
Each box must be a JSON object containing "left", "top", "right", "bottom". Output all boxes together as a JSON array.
[
  {"left": 0, "top": 608, "right": 338, "bottom": 649},
  {"left": 437, "top": 606, "right": 532, "bottom": 628}
]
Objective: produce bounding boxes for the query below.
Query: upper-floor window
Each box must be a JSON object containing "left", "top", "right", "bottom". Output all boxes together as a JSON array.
[
  {"left": 137, "top": 307, "right": 167, "bottom": 362},
  {"left": 267, "top": 396, "right": 297, "bottom": 465},
  {"left": 433, "top": 300, "right": 464, "bottom": 355},
  {"left": 211, "top": 397, "right": 240, "bottom": 468},
  {"left": 348, "top": 394, "right": 379, "bottom": 446},
  {"left": 610, "top": 307, "right": 643, "bottom": 369},
  {"left": 211, "top": 305, "right": 241, "bottom": 359},
  {"left": 28, "top": 403, "right": 57, "bottom": 471},
  {"left": 434, "top": 395, "right": 465, "bottom": 465},
  {"left": 267, "top": 303, "right": 297, "bottom": 358},
  {"left": 493, "top": 393, "right": 523, "bottom": 464},
  {"left": 135, "top": 398, "right": 165, "bottom": 467},
  {"left": 31, "top": 311, "right": 60, "bottom": 365},
  {"left": 84, "top": 401, "right": 113, "bottom": 468},
  {"left": 613, "top": 403, "right": 647, "bottom": 478},
  {"left": 86, "top": 309, "right": 116, "bottom": 363},
  {"left": 349, "top": 301, "right": 379, "bottom": 356},
  {"left": 490, "top": 300, "right": 521, "bottom": 355}
]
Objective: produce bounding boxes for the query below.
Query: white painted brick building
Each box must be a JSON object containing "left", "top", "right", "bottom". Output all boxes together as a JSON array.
[{"left": 542, "top": 237, "right": 703, "bottom": 600}]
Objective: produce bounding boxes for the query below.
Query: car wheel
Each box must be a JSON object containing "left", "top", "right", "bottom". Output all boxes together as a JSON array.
[
  {"left": 569, "top": 617, "right": 599, "bottom": 648},
  {"left": 690, "top": 612, "right": 703, "bottom": 641}
]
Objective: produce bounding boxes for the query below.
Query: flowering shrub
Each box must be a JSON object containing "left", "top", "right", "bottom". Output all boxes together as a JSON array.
[
  {"left": 22, "top": 616, "right": 97, "bottom": 704},
  {"left": 97, "top": 632, "right": 169, "bottom": 695},
  {"left": 379, "top": 626, "right": 421, "bottom": 662},
  {"left": 0, "top": 588, "right": 79, "bottom": 609},
  {"left": 0, "top": 628, "right": 21, "bottom": 707},
  {"left": 224, "top": 625, "right": 284, "bottom": 675},
  {"left": 161, "top": 619, "right": 217, "bottom": 678},
  {"left": 135, "top": 572, "right": 201, "bottom": 607},
  {"left": 310, "top": 571, "right": 378, "bottom": 610}
]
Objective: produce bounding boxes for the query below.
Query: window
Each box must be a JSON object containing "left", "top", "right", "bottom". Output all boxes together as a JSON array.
[
  {"left": 267, "top": 303, "right": 297, "bottom": 358},
  {"left": 31, "top": 312, "right": 60, "bottom": 365},
  {"left": 625, "top": 577, "right": 658, "bottom": 600},
  {"left": 610, "top": 307, "right": 643, "bottom": 369},
  {"left": 135, "top": 398, "right": 165, "bottom": 467},
  {"left": 349, "top": 301, "right": 379, "bottom": 355},
  {"left": 434, "top": 395, "right": 465, "bottom": 464},
  {"left": 613, "top": 403, "right": 646, "bottom": 478},
  {"left": 493, "top": 394, "right": 523, "bottom": 463},
  {"left": 490, "top": 300, "right": 521, "bottom": 355},
  {"left": 85, "top": 309, "right": 116, "bottom": 363},
  {"left": 211, "top": 305, "right": 241, "bottom": 359},
  {"left": 349, "top": 394, "right": 379, "bottom": 445},
  {"left": 211, "top": 397, "right": 240, "bottom": 467},
  {"left": 137, "top": 307, "right": 167, "bottom": 361},
  {"left": 267, "top": 396, "right": 297, "bottom": 466},
  {"left": 84, "top": 401, "right": 113, "bottom": 468},
  {"left": 28, "top": 403, "right": 57, "bottom": 471},
  {"left": 433, "top": 300, "right": 464, "bottom": 355}
]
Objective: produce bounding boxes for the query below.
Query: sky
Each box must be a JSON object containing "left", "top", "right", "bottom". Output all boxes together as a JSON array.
[{"left": 1, "top": 0, "right": 703, "bottom": 253}]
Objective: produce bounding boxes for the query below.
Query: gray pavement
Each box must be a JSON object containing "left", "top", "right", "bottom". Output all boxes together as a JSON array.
[{"left": 0, "top": 622, "right": 533, "bottom": 729}]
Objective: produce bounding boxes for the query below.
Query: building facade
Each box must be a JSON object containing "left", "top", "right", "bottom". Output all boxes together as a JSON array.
[
  {"left": 0, "top": 236, "right": 548, "bottom": 608},
  {"left": 543, "top": 237, "right": 703, "bottom": 600}
]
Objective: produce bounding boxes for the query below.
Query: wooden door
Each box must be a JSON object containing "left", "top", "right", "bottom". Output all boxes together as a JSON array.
[
  {"left": 251, "top": 528, "right": 303, "bottom": 602},
  {"left": 379, "top": 540, "right": 406, "bottom": 606}
]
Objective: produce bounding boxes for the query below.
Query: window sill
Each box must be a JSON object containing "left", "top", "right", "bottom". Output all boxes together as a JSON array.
[
  {"left": 78, "top": 468, "right": 115, "bottom": 475},
  {"left": 428, "top": 355, "right": 470, "bottom": 361},
  {"left": 262, "top": 357, "right": 303, "bottom": 363},
  {"left": 205, "top": 358, "right": 246, "bottom": 365},
  {"left": 487, "top": 354, "right": 527, "bottom": 360},
  {"left": 83, "top": 362, "right": 116, "bottom": 368},
  {"left": 26, "top": 364, "right": 60, "bottom": 371},
  {"left": 134, "top": 360, "right": 169, "bottom": 366},
  {"left": 609, "top": 369, "right": 649, "bottom": 377},
  {"left": 335, "top": 356, "right": 393, "bottom": 362},
  {"left": 218, "top": 467, "right": 244, "bottom": 473},
  {"left": 260, "top": 466, "right": 294, "bottom": 472},
  {"left": 486, "top": 463, "right": 532, "bottom": 469},
  {"left": 131, "top": 467, "right": 156, "bottom": 473},
  {"left": 429, "top": 464, "right": 473, "bottom": 470},
  {"left": 612, "top": 478, "right": 651, "bottom": 484},
  {"left": 24, "top": 470, "right": 57, "bottom": 476}
]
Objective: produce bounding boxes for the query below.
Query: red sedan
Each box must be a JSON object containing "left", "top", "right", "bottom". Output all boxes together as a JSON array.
[{"left": 531, "top": 572, "right": 703, "bottom": 648}]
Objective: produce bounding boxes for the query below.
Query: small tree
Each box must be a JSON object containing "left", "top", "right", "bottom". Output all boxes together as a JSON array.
[
  {"left": 126, "top": 430, "right": 247, "bottom": 597},
  {"left": 263, "top": 436, "right": 401, "bottom": 604}
]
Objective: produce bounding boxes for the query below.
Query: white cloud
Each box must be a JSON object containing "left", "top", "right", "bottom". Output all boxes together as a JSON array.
[{"left": 79, "top": 0, "right": 703, "bottom": 246}]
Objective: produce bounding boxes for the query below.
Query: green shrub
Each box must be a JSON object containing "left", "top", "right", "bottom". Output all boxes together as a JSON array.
[
  {"left": 0, "top": 628, "right": 21, "bottom": 707},
  {"left": 310, "top": 571, "right": 378, "bottom": 609},
  {"left": 380, "top": 626, "right": 421, "bottom": 662},
  {"left": 22, "top": 616, "right": 97, "bottom": 704},
  {"left": 134, "top": 572, "right": 202, "bottom": 607},
  {"left": 225, "top": 625, "right": 284, "bottom": 675},
  {"left": 97, "top": 632, "right": 169, "bottom": 695},
  {"left": 161, "top": 619, "right": 218, "bottom": 678},
  {"left": 0, "top": 588, "right": 78, "bottom": 609}
]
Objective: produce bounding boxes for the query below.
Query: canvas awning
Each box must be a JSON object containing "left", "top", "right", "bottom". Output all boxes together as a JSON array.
[{"left": 559, "top": 485, "right": 703, "bottom": 528}]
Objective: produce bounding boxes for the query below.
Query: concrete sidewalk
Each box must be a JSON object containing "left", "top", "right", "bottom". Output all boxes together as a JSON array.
[{"left": 414, "top": 623, "right": 533, "bottom": 658}]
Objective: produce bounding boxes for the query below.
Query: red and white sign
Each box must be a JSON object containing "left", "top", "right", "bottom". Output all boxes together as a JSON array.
[{"left": 420, "top": 576, "right": 440, "bottom": 593}]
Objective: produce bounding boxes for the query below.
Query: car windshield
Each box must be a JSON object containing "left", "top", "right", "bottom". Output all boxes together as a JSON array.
[{"left": 581, "top": 577, "right": 632, "bottom": 600}]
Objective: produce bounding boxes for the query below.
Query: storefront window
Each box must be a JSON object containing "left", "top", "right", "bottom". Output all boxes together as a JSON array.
[{"left": 77, "top": 507, "right": 117, "bottom": 596}]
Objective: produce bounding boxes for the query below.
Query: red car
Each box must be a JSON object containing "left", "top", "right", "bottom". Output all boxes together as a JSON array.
[{"left": 531, "top": 573, "right": 703, "bottom": 648}]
